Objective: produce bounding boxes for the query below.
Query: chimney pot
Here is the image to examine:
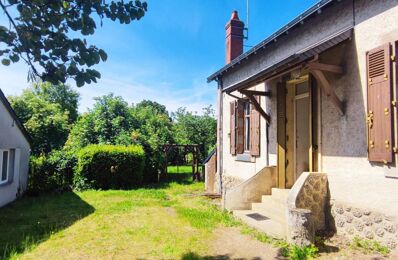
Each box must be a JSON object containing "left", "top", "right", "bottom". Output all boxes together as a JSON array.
[{"left": 225, "top": 11, "right": 244, "bottom": 64}]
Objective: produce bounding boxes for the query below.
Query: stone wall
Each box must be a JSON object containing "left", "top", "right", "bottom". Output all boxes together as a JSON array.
[
  {"left": 330, "top": 201, "right": 398, "bottom": 250},
  {"left": 287, "top": 172, "right": 328, "bottom": 246}
]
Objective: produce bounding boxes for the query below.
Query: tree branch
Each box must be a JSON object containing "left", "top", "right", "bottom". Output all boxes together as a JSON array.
[{"left": 0, "top": 0, "right": 39, "bottom": 77}]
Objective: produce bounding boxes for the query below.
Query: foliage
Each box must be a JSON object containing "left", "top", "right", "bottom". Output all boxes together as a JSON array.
[
  {"left": 74, "top": 144, "right": 145, "bottom": 190},
  {"left": 131, "top": 100, "right": 174, "bottom": 179},
  {"left": 284, "top": 244, "right": 319, "bottom": 260},
  {"left": 8, "top": 82, "right": 79, "bottom": 154},
  {"left": 28, "top": 150, "right": 76, "bottom": 194},
  {"left": 30, "top": 82, "right": 80, "bottom": 123},
  {"left": 65, "top": 94, "right": 135, "bottom": 149},
  {"left": 0, "top": 0, "right": 147, "bottom": 86},
  {"left": 349, "top": 236, "right": 390, "bottom": 256},
  {"left": 172, "top": 106, "right": 216, "bottom": 160}
]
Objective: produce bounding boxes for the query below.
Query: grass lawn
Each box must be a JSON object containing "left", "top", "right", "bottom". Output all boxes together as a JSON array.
[
  {"left": 0, "top": 166, "right": 243, "bottom": 259},
  {"left": 1, "top": 166, "right": 392, "bottom": 260}
]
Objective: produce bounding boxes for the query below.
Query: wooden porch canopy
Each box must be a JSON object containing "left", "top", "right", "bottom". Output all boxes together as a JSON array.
[{"left": 222, "top": 27, "right": 353, "bottom": 121}]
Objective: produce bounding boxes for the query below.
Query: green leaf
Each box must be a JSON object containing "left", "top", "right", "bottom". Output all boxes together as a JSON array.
[
  {"left": 63, "top": 1, "right": 70, "bottom": 9},
  {"left": 99, "top": 49, "right": 107, "bottom": 62},
  {"left": 2, "top": 59, "right": 11, "bottom": 66},
  {"left": 10, "top": 54, "right": 20, "bottom": 63}
]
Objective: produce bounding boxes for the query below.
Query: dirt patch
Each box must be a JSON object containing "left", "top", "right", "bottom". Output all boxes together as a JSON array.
[{"left": 207, "top": 227, "right": 281, "bottom": 259}]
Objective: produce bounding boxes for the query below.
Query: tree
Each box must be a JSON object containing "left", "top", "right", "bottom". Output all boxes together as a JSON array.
[
  {"left": 130, "top": 100, "right": 174, "bottom": 175},
  {"left": 66, "top": 93, "right": 135, "bottom": 149},
  {"left": 172, "top": 106, "right": 217, "bottom": 160},
  {"left": 0, "top": 0, "right": 147, "bottom": 86},
  {"left": 8, "top": 82, "right": 79, "bottom": 154},
  {"left": 32, "top": 82, "right": 79, "bottom": 123},
  {"left": 9, "top": 91, "right": 70, "bottom": 154}
]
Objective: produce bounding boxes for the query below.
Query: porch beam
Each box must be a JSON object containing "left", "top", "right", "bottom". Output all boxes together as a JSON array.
[
  {"left": 239, "top": 89, "right": 271, "bottom": 97},
  {"left": 310, "top": 69, "right": 345, "bottom": 115},
  {"left": 241, "top": 91, "right": 271, "bottom": 123},
  {"left": 307, "top": 61, "right": 343, "bottom": 74}
]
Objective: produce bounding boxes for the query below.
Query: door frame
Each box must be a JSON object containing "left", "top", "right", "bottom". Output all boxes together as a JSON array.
[{"left": 276, "top": 74, "right": 318, "bottom": 188}]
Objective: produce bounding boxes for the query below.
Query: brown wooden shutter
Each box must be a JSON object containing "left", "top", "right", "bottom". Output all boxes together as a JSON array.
[
  {"left": 367, "top": 43, "right": 393, "bottom": 163},
  {"left": 250, "top": 96, "right": 261, "bottom": 156},
  {"left": 236, "top": 100, "right": 245, "bottom": 154},
  {"left": 230, "top": 101, "right": 236, "bottom": 155}
]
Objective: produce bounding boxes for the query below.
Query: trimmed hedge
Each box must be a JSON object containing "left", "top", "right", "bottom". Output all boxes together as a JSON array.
[
  {"left": 28, "top": 150, "right": 76, "bottom": 194},
  {"left": 74, "top": 145, "right": 145, "bottom": 190}
]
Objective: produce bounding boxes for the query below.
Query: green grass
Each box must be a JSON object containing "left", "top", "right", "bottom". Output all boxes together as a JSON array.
[
  {"left": 349, "top": 236, "right": 390, "bottom": 256},
  {"left": 0, "top": 167, "right": 225, "bottom": 259}
]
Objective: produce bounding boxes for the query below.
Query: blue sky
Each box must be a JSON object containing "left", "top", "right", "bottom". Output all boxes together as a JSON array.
[{"left": 0, "top": 0, "right": 318, "bottom": 113}]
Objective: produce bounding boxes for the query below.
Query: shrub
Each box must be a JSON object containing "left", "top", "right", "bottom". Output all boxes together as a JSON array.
[
  {"left": 74, "top": 145, "right": 145, "bottom": 190},
  {"left": 28, "top": 150, "right": 76, "bottom": 194}
]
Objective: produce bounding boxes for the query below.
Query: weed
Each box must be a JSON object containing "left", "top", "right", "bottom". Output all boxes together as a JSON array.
[{"left": 349, "top": 236, "right": 390, "bottom": 256}]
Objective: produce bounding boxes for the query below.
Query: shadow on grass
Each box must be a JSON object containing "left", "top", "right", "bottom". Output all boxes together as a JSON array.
[{"left": 0, "top": 192, "right": 94, "bottom": 259}]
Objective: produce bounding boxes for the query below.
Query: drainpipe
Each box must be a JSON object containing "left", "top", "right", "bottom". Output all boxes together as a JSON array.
[{"left": 216, "top": 77, "right": 223, "bottom": 195}]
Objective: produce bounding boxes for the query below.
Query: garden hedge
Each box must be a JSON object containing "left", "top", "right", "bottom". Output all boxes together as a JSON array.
[
  {"left": 74, "top": 144, "right": 145, "bottom": 190},
  {"left": 28, "top": 150, "right": 76, "bottom": 194}
]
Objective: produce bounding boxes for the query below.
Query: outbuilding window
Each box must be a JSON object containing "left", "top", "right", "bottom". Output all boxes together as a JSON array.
[{"left": 0, "top": 150, "right": 10, "bottom": 184}]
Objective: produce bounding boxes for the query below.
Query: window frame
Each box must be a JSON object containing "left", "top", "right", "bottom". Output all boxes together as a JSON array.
[{"left": 0, "top": 149, "right": 10, "bottom": 185}]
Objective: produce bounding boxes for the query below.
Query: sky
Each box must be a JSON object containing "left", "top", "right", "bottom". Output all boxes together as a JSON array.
[{"left": 0, "top": 0, "right": 318, "bottom": 114}]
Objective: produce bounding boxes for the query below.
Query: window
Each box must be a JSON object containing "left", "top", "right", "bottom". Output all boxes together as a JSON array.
[
  {"left": 244, "top": 102, "right": 251, "bottom": 152},
  {"left": 0, "top": 150, "right": 10, "bottom": 184}
]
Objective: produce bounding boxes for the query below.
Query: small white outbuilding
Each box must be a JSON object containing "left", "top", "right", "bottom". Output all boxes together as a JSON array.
[{"left": 0, "top": 88, "right": 31, "bottom": 207}]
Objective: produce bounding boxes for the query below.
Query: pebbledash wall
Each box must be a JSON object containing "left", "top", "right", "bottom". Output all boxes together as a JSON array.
[
  {"left": 219, "top": 0, "right": 398, "bottom": 249},
  {"left": 0, "top": 97, "right": 30, "bottom": 208}
]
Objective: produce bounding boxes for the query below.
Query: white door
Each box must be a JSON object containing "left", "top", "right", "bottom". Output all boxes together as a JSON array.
[{"left": 294, "top": 82, "right": 310, "bottom": 180}]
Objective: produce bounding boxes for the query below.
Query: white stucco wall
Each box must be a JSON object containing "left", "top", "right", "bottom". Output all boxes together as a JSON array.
[
  {"left": 0, "top": 100, "right": 30, "bottom": 208},
  {"left": 218, "top": 0, "right": 398, "bottom": 217},
  {"left": 320, "top": 0, "right": 398, "bottom": 217},
  {"left": 221, "top": 83, "right": 272, "bottom": 184}
]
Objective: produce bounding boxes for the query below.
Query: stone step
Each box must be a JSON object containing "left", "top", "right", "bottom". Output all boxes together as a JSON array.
[
  {"left": 271, "top": 188, "right": 291, "bottom": 201},
  {"left": 251, "top": 202, "right": 287, "bottom": 224},
  {"left": 233, "top": 210, "right": 286, "bottom": 239},
  {"left": 261, "top": 195, "right": 287, "bottom": 205}
]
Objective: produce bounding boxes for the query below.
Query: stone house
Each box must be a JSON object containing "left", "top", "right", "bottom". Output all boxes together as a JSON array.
[
  {"left": 207, "top": 0, "right": 398, "bottom": 249},
  {"left": 0, "top": 88, "right": 31, "bottom": 207}
]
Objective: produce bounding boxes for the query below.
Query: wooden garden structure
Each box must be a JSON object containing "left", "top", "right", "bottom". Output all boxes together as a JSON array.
[{"left": 162, "top": 144, "right": 201, "bottom": 181}]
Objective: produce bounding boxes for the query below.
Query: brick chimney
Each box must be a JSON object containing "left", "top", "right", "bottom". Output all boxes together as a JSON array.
[{"left": 225, "top": 11, "right": 244, "bottom": 64}]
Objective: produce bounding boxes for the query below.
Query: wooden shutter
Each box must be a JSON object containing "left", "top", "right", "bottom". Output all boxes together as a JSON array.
[
  {"left": 236, "top": 100, "right": 245, "bottom": 154},
  {"left": 230, "top": 101, "right": 236, "bottom": 155},
  {"left": 367, "top": 43, "right": 393, "bottom": 163},
  {"left": 250, "top": 96, "right": 261, "bottom": 156}
]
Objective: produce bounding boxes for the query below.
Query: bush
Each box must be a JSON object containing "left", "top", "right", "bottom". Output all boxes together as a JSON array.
[
  {"left": 28, "top": 150, "right": 76, "bottom": 194},
  {"left": 74, "top": 145, "right": 145, "bottom": 190}
]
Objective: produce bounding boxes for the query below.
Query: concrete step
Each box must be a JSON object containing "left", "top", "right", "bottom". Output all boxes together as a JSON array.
[
  {"left": 233, "top": 210, "right": 286, "bottom": 239},
  {"left": 261, "top": 195, "right": 287, "bottom": 205},
  {"left": 251, "top": 202, "right": 287, "bottom": 224},
  {"left": 271, "top": 188, "right": 291, "bottom": 201}
]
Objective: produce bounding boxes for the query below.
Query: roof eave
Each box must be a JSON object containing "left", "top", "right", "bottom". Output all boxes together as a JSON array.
[{"left": 207, "top": 0, "right": 337, "bottom": 83}]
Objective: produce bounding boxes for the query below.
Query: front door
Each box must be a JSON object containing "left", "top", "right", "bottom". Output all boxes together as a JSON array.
[
  {"left": 276, "top": 75, "right": 318, "bottom": 188},
  {"left": 294, "top": 82, "right": 310, "bottom": 180}
]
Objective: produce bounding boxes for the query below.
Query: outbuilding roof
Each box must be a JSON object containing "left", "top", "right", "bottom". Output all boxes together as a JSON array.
[
  {"left": 0, "top": 88, "right": 32, "bottom": 146},
  {"left": 207, "top": 0, "right": 339, "bottom": 83}
]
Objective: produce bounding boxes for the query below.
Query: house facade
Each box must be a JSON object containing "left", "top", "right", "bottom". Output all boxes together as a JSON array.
[
  {"left": 208, "top": 0, "right": 398, "bottom": 249},
  {"left": 0, "top": 89, "right": 31, "bottom": 207}
]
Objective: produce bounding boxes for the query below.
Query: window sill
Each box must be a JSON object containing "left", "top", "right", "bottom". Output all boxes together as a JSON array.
[
  {"left": 0, "top": 181, "right": 11, "bottom": 188},
  {"left": 235, "top": 153, "right": 255, "bottom": 163}
]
